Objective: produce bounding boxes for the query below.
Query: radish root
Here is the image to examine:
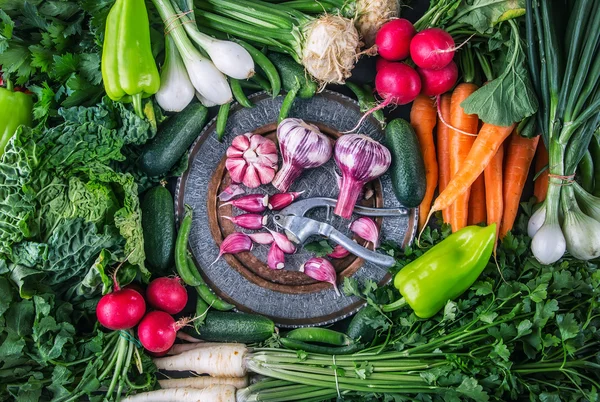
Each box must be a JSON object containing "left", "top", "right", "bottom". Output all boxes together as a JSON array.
[{"left": 343, "top": 97, "right": 392, "bottom": 133}]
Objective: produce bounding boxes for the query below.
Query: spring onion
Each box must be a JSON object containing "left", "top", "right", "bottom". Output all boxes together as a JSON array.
[
  {"left": 194, "top": 0, "right": 361, "bottom": 84},
  {"left": 155, "top": 36, "right": 196, "bottom": 112}
]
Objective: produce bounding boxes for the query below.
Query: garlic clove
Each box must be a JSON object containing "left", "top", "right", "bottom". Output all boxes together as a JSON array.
[
  {"left": 268, "top": 191, "right": 304, "bottom": 210},
  {"left": 222, "top": 214, "right": 268, "bottom": 230},
  {"left": 349, "top": 217, "right": 380, "bottom": 247},
  {"left": 231, "top": 134, "right": 251, "bottom": 151},
  {"left": 210, "top": 232, "right": 253, "bottom": 266},
  {"left": 256, "top": 165, "right": 276, "bottom": 185},
  {"left": 265, "top": 228, "right": 296, "bottom": 254},
  {"left": 328, "top": 244, "right": 350, "bottom": 259},
  {"left": 258, "top": 152, "right": 278, "bottom": 168},
  {"left": 226, "top": 146, "right": 244, "bottom": 158},
  {"left": 267, "top": 243, "right": 285, "bottom": 270},
  {"left": 220, "top": 194, "right": 268, "bottom": 213},
  {"left": 248, "top": 232, "right": 274, "bottom": 245},
  {"left": 300, "top": 257, "right": 340, "bottom": 296},
  {"left": 249, "top": 133, "right": 267, "bottom": 149},
  {"left": 225, "top": 158, "right": 247, "bottom": 183},
  {"left": 257, "top": 140, "right": 278, "bottom": 158},
  {"left": 242, "top": 164, "right": 262, "bottom": 188}
]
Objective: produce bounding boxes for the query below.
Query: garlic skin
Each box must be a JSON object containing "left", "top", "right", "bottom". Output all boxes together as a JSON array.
[
  {"left": 272, "top": 118, "right": 333, "bottom": 192},
  {"left": 226, "top": 133, "right": 278, "bottom": 188},
  {"left": 300, "top": 257, "right": 340, "bottom": 296},
  {"left": 349, "top": 217, "right": 379, "bottom": 247},
  {"left": 217, "top": 184, "right": 245, "bottom": 202},
  {"left": 267, "top": 243, "right": 285, "bottom": 270},
  {"left": 156, "top": 36, "right": 195, "bottom": 112},
  {"left": 334, "top": 134, "right": 391, "bottom": 219}
]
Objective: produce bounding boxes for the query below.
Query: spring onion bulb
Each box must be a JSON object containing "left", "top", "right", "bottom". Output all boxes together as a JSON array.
[
  {"left": 195, "top": 0, "right": 361, "bottom": 84},
  {"left": 527, "top": 201, "right": 546, "bottom": 238},
  {"left": 531, "top": 222, "right": 566, "bottom": 265},
  {"left": 196, "top": 92, "right": 218, "bottom": 107},
  {"left": 156, "top": 36, "right": 195, "bottom": 112},
  {"left": 151, "top": 0, "right": 232, "bottom": 105}
]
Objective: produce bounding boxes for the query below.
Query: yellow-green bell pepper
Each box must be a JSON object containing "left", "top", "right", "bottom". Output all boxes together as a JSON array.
[
  {"left": 0, "top": 82, "right": 33, "bottom": 156},
  {"left": 101, "top": 0, "right": 160, "bottom": 117},
  {"left": 383, "top": 224, "right": 496, "bottom": 318}
]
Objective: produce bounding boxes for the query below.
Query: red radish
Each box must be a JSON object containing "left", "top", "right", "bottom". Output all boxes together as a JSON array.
[
  {"left": 375, "top": 19, "right": 416, "bottom": 61},
  {"left": 410, "top": 28, "right": 455, "bottom": 70},
  {"left": 146, "top": 277, "right": 188, "bottom": 315},
  {"left": 375, "top": 63, "right": 421, "bottom": 105},
  {"left": 96, "top": 268, "right": 146, "bottom": 330},
  {"left": 375, "top": 57, "right": 392, "bottom": 72},
  {"left": 124, "top": 282, "right": 146, "bottom": 299},
  {"left": 417, "top": 61, "right": 458, "bottom": 96},
  {"left": 138, "top": 311, "right": 189, "bottom": 353}
]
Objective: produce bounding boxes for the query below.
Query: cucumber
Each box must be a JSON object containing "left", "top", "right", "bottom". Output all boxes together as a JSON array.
[
  {"left": 184, "top": 311, "right": 275, "bottom": 343},
  {"left": 385, "top": 119, "right": 426, "bottom": 208},
  {"left": 141, "top": 184, "right": 175, "bottom": 274},
  {"left": 267, "top": 53, "right": 317, "bottom": 99},
  {"left": 346, "top": 305, "right": 379, "bottom": 344},
  {"left": 138, "top": 102, "right": 208, "bottom": 177}
]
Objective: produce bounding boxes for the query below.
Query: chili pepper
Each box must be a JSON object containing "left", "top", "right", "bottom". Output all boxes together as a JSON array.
[
  {"left": 216, "top": 102, "right": 231, "bottom": 142},
  {"left": 383, "top": 224, "right": 496, "bottom": 318},
  {"left": 230, "top": 79, "right": 253, "bottom": 108},
  {"left": 285, "top": 328, "right": 353, "bottom": 346},
  {"left": 101, "top": 0, "right": 160, "bottom": 117},
  {"left": 0, "top": 79, "right": 33, "bottom": 156}
]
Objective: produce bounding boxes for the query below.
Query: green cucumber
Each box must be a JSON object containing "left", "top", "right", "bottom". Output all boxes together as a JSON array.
[
  {"left": 267, "top": 53, "right": 317, "bottom": 99},
  {"left": 346, "top": 305, "right": 379, "bottom": 344},
  {"left": 141, "top": 184, "right": 175, "bottom": 274},
  {"left": 385, "top": 119, "right": 426, "bottom": 208},
  {"left": 138, "top": 102, "right": 208, "bottom": 177},
  {"left": 184, "top": 311, "right": 275, "bottom": 343}
]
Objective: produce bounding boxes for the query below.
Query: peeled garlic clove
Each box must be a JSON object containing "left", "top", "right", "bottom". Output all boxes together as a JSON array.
[
  {"left": 220, "top": 194, "right": 268, "bottom": 213},
  {"left": 265, "top": 228, "right": 296, "bottom": 254},
  {"left": 349, "top": 217, "right": 379, "bottom": 247},
  {"left": 267, "top": 243, "right": 285, "bottom": 270},
  {"left": 211, "top": 232, "right": 253, "bottom": 266},
  {"left": 328, "top": 244, "right": 350, "bottom": 259},
  {"left": 268, "top": 191, "right": 304, "bottom": 210},
  {"left": 222, "top": 214, "right": 268, "bottom": 230},
  {"left": 300, "top": 257, "right": 340, "bottom": 296},
  {"left": 248, "top": 232, "right": 274, "bottom": 245}
]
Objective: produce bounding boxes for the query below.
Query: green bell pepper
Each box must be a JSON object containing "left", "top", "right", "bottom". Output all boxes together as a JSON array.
[
  {"left": 0, "top": 81, "right": 33, "bottom": 156},
  {"left": 101, "top": 0, "right": 160, "bottom": 117},
  {"left": 383, "top": 224, "right": 496, "bottom": 318}
]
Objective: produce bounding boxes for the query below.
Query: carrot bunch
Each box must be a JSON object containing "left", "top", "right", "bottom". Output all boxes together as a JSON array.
[{"left": 410, "top": 85, "right": 543, "bottom": 239}]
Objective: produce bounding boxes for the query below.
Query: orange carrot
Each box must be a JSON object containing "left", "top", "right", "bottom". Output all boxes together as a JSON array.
[
  {"left": 468, "top": 174, "right": 486, "bottom": 225},
  {"left": 436, "top": 94, "right": 452, "bottom": 225},
  {"left": 484, "top": 145, "right": 504, "bottom": 240},
  {"left": 411, "top": 95, "right": 438, "bottom": 231},
  {"left": 533, "top": 140, "right": 549, "bottom": 203},
  {"left": 499, "top": 133, "right": 540, "bottom": 238},
  {"left": 447, "top": 83, "right": 479, "bottom": 232},
  {"left": 430, "top": 122, "right": 516, "bottom": 221}
]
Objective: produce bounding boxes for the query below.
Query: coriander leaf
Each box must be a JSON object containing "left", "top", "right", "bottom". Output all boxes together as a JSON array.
[
  {"left": 0, "top": 9, "right": 14, "bottom": 53},
  {"left": 454, "top": 0, "right": 526, "bottom": 34},
  {"left": 461, "top": 23, "right": 538, "bottom": 126},
  {"left": 556, "top": 313, "right": 579, "bottom": 341},
  {"left": 472, "top": 281, "right": 494, "bottom": 296},
  {"left": 304, "top": 240, "right": 334, "bottom": 257},
  {"left": 456, "top": 377, "right": 489, "bottom": 402},
  {"left": 479, "top": 311, "right": 498, "bottom": 324},
  {"left": 50, "top": 53, "right": 79, "bottom": 81},
  {"left": 343, "top": 277, "right": 362, "bottom": 298},
  {"left": 515, "top": 319, "right": 532, "bottom": 338}
]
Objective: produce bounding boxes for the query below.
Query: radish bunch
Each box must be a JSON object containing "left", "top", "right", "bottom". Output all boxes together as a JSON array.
[
  {"left": 374, "top": 20, "right": 458, "bottom": 102},
  {"left": 96, "top": 275, "right": 191, "bottom": 354}
]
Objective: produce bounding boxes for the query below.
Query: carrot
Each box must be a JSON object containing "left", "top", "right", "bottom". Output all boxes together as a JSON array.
[
  {"left": 411, "top": 95, "right": 438, "bottom": 231},
  {"left": 467, "top": 174, "right": 486, "bottom": 225},
  {"left": 429, "top": 122, "right": 516, "bottom": 223},
  {"left": 436, "top": 93, "right": 452, "bottom": 225},
  {"left": 533, "top": 140, "right": 549, "bottom": 203},
  {"left": 447, "top": 83, "right": 479, "bottom": 232},
  {"left": 484, "top": 145, "right": 504, "bottom": 240},
  {"left": 499, "top": 133, "right": 540, "bottom": 238}
]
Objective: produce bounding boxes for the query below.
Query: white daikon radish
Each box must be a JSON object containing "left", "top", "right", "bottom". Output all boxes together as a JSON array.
[
  {"left": 158, "top": 376, "right": 248, "bottom": 389},
  {"left": 121, "top": 385, "right": 235, "bottom": 402},
  {"left": 153, "top": 344, "right": 248, "bottom": 377}
]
